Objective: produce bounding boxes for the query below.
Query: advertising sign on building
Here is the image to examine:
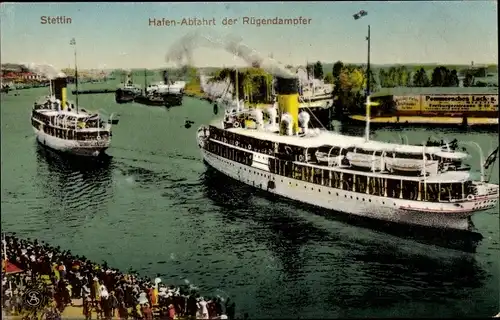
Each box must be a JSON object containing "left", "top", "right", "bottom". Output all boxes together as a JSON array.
[
  {"left": 421, "top": 95, "right": 498, "bottom": 112},
  {"left": 394, "top": 95, "right": 421, "bottom": 111},
  {"left": 394, "top": 94, "right": 498, "bottom": 113}
]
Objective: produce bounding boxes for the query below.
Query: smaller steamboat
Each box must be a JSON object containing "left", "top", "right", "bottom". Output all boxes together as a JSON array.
[{"left": 31, "top": 77, "right": 114, "bottom": 157}]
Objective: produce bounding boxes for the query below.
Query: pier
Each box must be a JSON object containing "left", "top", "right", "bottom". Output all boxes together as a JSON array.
[{"left": 71, "top": 88, "right": 116, "bottom": 95}]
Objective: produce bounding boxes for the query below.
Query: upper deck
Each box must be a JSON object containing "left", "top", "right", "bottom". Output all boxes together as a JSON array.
[{"left": 211, "top": 118, "right": 466, "bottom": 157}]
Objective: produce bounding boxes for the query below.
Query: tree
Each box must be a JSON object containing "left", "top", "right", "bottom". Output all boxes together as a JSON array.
[
  {"left": 448, "top": 70, "right": 459, "bottom": 87},
  {"left": 431, "top": 66, "right": 448, "bottom": 86},
  {"left": 412, "top": 68, "right": 430, "bottom": 87},
  {"left": 379, "top": 69, "right": 387, "bottom": 87},
  {"left": 399, "top": 66, "right": 409, "bottom": 87},
  {"left": 313, "top": 61, "right": 323, "bottom": 79},
  {"left": 463, "top": 73, "right": 475, "bottom": 87},
  {"left": 431, "top": 66, "right": 460, "bottom": 87},
  {"left": 405, "top": 71, "right": 413, "bottom": 87},
  {"left": 332, "top": 61, "right": 344, "bottom": 80},
  {"left": 208, "top": 67, "right": 273, "bottom": 103},
  {"left": 324, "top": 72, "right": 334, "bottom": 84}
]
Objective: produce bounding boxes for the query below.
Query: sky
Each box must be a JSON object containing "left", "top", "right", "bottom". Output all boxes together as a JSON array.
[{"left": 0, "top": 1, "right": 498, "bottom": 70}]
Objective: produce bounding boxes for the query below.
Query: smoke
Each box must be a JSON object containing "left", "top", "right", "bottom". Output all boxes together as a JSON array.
[
  {"left": 23, "top": 63, "right": 66, "bottom": 80},
  {"left": 165, "top": 29, "right": 295, "bottom": 79}
]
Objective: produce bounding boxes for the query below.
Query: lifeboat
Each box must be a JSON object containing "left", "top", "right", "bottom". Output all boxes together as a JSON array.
[
  {"left": 314, "top": 145, "right": 345, "bottom": 166},
  {"left": 385, "top": 157, "right": 438, "bottom": 173}
]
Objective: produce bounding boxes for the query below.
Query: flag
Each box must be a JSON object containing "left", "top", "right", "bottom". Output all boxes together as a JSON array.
[
  {"left": 2, "top": 260, "right": 23, "bottom": 274},
  {"left": 70, "top": 38, "right": 76, "bottom": 45},
  {"left": 484, "top": 146, "right": 499, "bottom": 170}
]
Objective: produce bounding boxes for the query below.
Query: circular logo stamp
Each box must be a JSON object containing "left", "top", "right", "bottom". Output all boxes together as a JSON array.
[{"left": 22, "top": 288, "right": 45, "bottom": 309}]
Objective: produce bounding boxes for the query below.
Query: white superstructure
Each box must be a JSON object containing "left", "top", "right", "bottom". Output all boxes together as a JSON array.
[{"left": 145, "top": 81, "right": 186, "bottom": 95}]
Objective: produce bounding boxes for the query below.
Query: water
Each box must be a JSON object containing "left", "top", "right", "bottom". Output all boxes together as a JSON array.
[{"left": 1, "top": 85, "right": 499, "bottom": 318}]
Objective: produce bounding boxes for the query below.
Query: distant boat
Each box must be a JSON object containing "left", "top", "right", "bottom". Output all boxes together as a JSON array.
[
  {"left": 134, "top": 69, "right": 183, "bottom": 107},
  {"left": 116, "top": 82, "right": 142, "bottom": 104},
  {"left": 115, "top": 72, "right": 142, "bottom": 104},
  {"left": 31, "top": 77, "right": 115, "bottom": 157}
]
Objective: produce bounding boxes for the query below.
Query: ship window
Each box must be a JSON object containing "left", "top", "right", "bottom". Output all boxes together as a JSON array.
[
  {"left": 355, "top": 175, "right": 367, "bottom": 193},
  {"left": 386, "top": 179, "right": 401, "bottom": 198},
  {"left": 424, "top": 183, "right": 439, "bottom": 202},
  {"left": 292, "top": 164, "right": 303, "bottom": 180},
  {"left": 342, "top": 173, "right": 353, "bottom": 191},
  {"left": 450, "top": 183, "right": 462, "bottom": 200},
  {"left": 313, "top": 168, "right": 322, "bottom": 185},
  {"left": 304, "top": 166, "right": 313, "bottom": 182},
  {"left": 332, "top": 171, "right": 341, "bottom": 188},
  {"left": 401, "top": 180, "right": 418, "bottom": 200},
  {"left": 268, "top": 158, "right": 276, "bottom": 173},
  {"left": 322, "top": 169, "right": 331, "bottom": 187},
  {"left": 439, "top": 183, "right": 454, "bottom": 202}
]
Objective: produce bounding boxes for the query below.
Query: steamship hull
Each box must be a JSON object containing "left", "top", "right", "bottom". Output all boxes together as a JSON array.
[
  {"left": 115, "top": 89, "right": 137, "bottom": 104},
  {"left": 201, "top": 148, "right": 494, "bottom": 231},
  {"left": 33, "top": 127, "right": 109, "bottom": 157}
]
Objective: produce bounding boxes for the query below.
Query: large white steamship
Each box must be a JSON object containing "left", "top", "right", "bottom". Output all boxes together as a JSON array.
[
  {"left": 31, "top": 77, "right": 113, "bottom": 157},
  {"left": 197, "top": 76, "right": 499, "bottom": 231}
]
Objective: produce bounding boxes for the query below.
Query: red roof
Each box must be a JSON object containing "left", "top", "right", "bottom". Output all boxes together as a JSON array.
[
  {"left": 1, "top": 72, "right": 18, "bottom": 78},
  {"left": 2, "top": 260, "right": 24, "bottom": 274}
]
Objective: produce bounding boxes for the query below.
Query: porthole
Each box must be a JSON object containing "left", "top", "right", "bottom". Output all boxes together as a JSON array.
[{"left": 336, "top": 193, "right": 339, "bottom": 196}]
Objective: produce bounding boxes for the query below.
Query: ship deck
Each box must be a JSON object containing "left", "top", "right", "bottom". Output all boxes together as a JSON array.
[{"left": 211, "top": 118, "right": 461, "bottom": 156}]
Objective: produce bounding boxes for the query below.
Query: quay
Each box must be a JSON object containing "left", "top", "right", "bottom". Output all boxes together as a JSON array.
[
  {"left": 349, "top": 115, "right": 498, "bottom": 128},
  {"left": 72, "top": 88, "right": 116, "bottom": 95},
  {"left": 349, "top": 87, "right": 499, "bottom": 128}
]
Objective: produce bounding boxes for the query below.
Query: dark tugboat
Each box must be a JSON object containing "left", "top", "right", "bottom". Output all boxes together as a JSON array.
[
  {"left": 115, "top": 71, "right": 141, "bottom": 104},
  {"left": 134, "top": 69, "right": 184, "bottom": 107}
]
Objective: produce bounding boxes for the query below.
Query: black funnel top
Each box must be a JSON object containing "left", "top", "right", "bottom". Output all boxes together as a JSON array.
[
  {"left": 50, "top": 77, "right": 67, "bottom": 101},
  {"left": 276, "top": 77, "right": 299, "bottom": 95},
  {"left": 163, "top": 70, "right": 169, "bottom": 84}
]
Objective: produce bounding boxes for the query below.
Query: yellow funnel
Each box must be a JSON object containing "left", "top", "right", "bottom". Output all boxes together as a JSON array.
[{"left": 276, "top": 77, "right": 299, "bottom": 135}]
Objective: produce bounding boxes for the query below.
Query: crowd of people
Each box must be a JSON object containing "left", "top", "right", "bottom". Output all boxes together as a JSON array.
[{"left": 1, "top": 234, "right": 240, "bottom": 320}]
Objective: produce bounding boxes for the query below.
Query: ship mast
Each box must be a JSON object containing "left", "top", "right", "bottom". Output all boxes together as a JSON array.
[
  {"left": 70, "top": 38, "right": 79, "bottom": 113},
  {"left": 144, "top": 69, "right": 147, "bottom": 95},
  {"left": 235, "top": 67, "right": 239, "bottom": 112}
]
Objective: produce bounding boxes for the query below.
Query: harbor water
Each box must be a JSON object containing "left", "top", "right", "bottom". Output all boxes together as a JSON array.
[{"left": 1, "top": 86, "right": 499, "bottom": 318}]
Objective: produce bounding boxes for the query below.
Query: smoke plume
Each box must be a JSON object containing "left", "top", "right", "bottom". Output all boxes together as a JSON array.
[
  {"left": 23, "top": 63, "right": 66, "bottom": 80},
  {"left": 165, "top": 29, "right": 295, "bottom": 79}
]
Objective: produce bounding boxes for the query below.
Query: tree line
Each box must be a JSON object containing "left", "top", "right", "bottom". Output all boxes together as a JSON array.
[{"left": 305, "top": 61, "right": 496, "bottom": 88}]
